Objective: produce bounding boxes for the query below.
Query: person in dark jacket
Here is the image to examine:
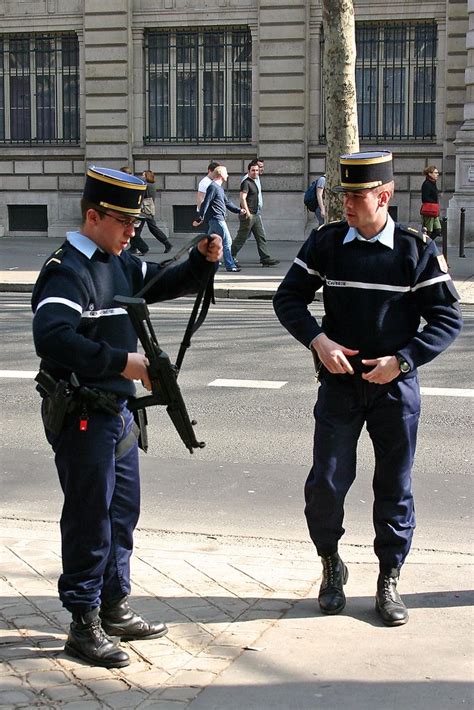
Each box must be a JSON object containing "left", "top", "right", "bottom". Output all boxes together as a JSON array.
[
  {"left": 274, "top": 151, "right": 462, "bottom": 627},
  {"left": 130, "top": 169, "right": 172, "bottom": 255},
  {"left": 31, "top": 166, "right": 222, "bottom": 668},
  {"left": 193, "top": 165, "right": 244, "bottom": 272},
  {"left": 421, "top": 165, "right": 441, "bottom": 240}
]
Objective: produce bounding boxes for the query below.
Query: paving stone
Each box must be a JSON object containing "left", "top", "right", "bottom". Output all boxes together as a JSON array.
[
  {"left": 11, "top": 614, "right": 54, "bottom": 629},
  {"left": 0, "top": 688, "right": 39, "bottom": 704},
  {"left": 0, "top": 642, "right": 39, "bottom": 659},
  {"left": 61, "top": 700, "right": 104, "bottom": 709},
  {"left": 157, "top": 684, "right": 204, "bottom": 701},
  {"left": 26, "top": 669, "right": 72, "bottom": 689},
  {"left": 9, "top": 657, "right": 61, "bottom": 673},
  {"left": 0, "top": 661, "right": 13, "bottom": 675},
  {"left": 164, "top": 669, "right": 218, "bottom": 688},
  {"left": 199, "top": 644, "right": 242, "bottom": 659},
  {"left": 44, "top": 683, "right": 90, "bottom": 702},
  {"left": 126, "top": 668, "right": 172, "bottom": 689},
  {"left": 81, "top": 678, "right": 130, "bottom": 695},
  {"left": 0, "top": 675, "right": 24, "bottom": 689},
  {"left": 100, "top": 689, "right": 149, "bottom": 707},
  {"left": 138, "top": 700, "right": 188, "bottom": 709},
  {"left": 180, "top": 656, "right": 231, "bottom": 674},
  {"left": 71, "top": 665, "right": 116, "bottom": 681}
]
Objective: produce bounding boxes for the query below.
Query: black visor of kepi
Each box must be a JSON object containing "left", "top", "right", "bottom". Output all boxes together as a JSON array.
[
  {"left": 333, "top": 151, "right": 393, "bottom": 192},
  {"left": 83, "top": 166, "right": 146, "bottom": 218}
]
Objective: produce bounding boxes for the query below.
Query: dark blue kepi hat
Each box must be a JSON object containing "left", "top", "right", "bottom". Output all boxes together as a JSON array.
[
  {"left": 83, "top": 166, "right": 146, "bottom": 218},
  {"left": 333, "top": 151, "right": 393, "bottom": 192}
]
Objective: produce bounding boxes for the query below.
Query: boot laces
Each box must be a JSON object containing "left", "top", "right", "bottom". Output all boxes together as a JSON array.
[
  {"left": 381, "top": 575, "right": 397, "bottom": 602},
  {"left": 90, "top": 616, "right": 110, "bottom": 643},
  {"left": 323, "top": 556, "right": 338, "bottom": 587}
]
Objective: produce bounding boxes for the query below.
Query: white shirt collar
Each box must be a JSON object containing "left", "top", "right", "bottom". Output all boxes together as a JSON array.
[
  {"left": 66, "top": 231, "right": 101, "bottom": 259},
  {"left": 343, "top": 214, "right": 395, "bottom": 249}
]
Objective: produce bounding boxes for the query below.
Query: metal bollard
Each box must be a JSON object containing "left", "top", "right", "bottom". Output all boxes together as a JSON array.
[
  {"left": 441, "top": 216, "right": 448, "bottom": 262},
  {"left": 459, "top": 208, "right": 466, "bottom": 258}
]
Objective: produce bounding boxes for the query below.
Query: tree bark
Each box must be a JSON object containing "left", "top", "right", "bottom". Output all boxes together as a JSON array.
[{"left": 322, "top": 0, "right": 359, "bottom": 221}]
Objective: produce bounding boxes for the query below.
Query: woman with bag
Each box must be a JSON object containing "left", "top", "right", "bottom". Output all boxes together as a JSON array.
[
  {"left": 420, "top": 165, "right": 441, "bottom": 240},
  {"left": 130, "top": 170, "right": 172, "bottom": 255}
]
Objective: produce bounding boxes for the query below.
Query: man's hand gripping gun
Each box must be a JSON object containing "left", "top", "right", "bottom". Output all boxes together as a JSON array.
[{"left": 115, "top": 295, "right": 205, "bottom": 454}]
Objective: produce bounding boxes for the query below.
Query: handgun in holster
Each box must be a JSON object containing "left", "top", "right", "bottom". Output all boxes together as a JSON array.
[{"left": 35, "top": 370, "right": 76, "bottom": 435}]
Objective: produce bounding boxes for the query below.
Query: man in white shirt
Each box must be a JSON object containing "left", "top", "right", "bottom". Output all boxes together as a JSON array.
[{"left": 196, "top": 161, "right": 221, "bottom": 213}]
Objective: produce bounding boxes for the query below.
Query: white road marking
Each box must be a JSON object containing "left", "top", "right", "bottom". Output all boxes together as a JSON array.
[
  {"left": 420, "top": 387, "right": 474, "bottom": 398},
  {"left": 0, "top": 371, "right": 473, "bottom": 398},
  {"left": 208, "top": 378, "right": 287, "bottom": 389},
  {"left": 0, "top": 370, "right": 37, "bottom": 378}
]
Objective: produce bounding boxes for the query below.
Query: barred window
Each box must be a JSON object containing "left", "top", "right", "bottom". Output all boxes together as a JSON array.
[
  {"left": 321, "top": 20, "right": 437, "bottom": 142},
  {"left": 0, "top": 33, "right": 79, "bottom": 145},
  {"left": 144, "top": 27, "right": 252, "bottom": 144}
]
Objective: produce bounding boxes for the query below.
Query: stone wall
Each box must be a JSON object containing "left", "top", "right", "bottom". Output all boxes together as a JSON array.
[{"left": 0, "top": 0, "right": 469, "bottom": 242}]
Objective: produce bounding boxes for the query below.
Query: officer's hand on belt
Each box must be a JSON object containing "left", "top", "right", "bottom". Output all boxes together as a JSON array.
[
  {"left": 121, "top": 353, "right": 152, "bottom": 391},
  {"left": 312, "top": 333, "right": 359, "bottom": 375},
  {"left": 361, "top": 355, "right": 400, "bottom": 384}
]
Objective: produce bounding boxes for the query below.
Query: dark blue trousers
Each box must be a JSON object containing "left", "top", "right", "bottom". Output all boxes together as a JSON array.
[
  {"left": 44, "top": 403, "right": 139, "bottom": 613},
  {"left": 305, "top": 372, "right": 420, "bottom": 572}
]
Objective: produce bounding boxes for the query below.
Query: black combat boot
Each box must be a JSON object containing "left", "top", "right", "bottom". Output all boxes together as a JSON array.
[
  {"left": 100, "top": 596, "right": 168, "bottom": 641},
  {"left": 375, "top": 569, "right": 409, "bottom": 626},
  {"left": 318, "top": 553, "right": 348, "bottom": 614},
  {"left": 65, "top": 608, "right": 130, "bottom": 668},
  {"left": 164, "top": 241, "right": 173, "bottom": 253}
]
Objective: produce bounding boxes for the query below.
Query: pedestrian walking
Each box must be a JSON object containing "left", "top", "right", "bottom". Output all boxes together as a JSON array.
[
  {"left": 231, "top": 159, "right": 279, "bottom": 267},
  {"left": 274, "top": 151, "right": 462, "bottom": 627},
  {"left": 193, "top": 165, "right": 244, "bottom": 272},
  {"left": 420, "top": 165, "right": 441, "bottom": 240},
  {"left": 131, "top": 170, "right": 172, "bottom": 255},
  {"left": 31, "top": 166, "right": 222, "bottom": 668}
]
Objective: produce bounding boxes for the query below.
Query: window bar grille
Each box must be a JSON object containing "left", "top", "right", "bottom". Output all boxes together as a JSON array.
[
  {"left": 0, "top": 32, "right": 79, "bottom": 145},
  {"left": 145, "top": 27, "right": 251, "bottom": 144},
  {"left": 319, "top": 21, "right": 437, "bottom": 143}
]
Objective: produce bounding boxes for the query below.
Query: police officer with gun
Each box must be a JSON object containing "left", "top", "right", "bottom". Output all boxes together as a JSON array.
[{"left": 31, "top": 166, "right": 222, "bottom": 668}]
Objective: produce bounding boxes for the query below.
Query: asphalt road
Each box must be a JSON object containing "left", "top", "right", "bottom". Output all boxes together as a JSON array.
[{"left": 0, "top": 294, "right": 472, "bottom": 555}]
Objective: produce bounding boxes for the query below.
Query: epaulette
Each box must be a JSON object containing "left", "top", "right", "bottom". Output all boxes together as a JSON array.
[
  {"left": 397, "top": 223, "right": 431, "bottom": 244},
  {"left": 315, "top": 219, "right": 346, "bottom": 233},
  {"left": 44, "top": 246, "right": 65, "bottom": 267}
]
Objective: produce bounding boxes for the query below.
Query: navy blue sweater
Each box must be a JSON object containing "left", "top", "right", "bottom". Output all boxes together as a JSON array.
[
  {"left": 32, "top": 240, "right": 212, "bottom": 396},
  {"left": 199, "top": 182, "right": 241, "bottom": 222},
  {"left": 273, "top": 221, "right": 462, "bottom": 373}
]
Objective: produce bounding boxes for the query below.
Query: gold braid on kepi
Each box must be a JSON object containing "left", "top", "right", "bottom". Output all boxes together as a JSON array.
[
  {"left": 333, "top": 151, "right": 393, "bottom": 192},
  {"left": 83, "top": 166, "right": 146, "bottom": 217}
]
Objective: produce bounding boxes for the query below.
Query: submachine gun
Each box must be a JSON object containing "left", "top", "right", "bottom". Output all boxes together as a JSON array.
[
  {"left": 115, "top": 295, "right": 205, "bottom": 454},
  {"left": 115, "top": 233, "right": 215, "bottom": 454}
]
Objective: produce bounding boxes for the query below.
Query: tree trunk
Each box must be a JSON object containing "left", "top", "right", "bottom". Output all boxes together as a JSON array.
[{"left": 322, "top": 0, "right": 359, "bottom": 221}]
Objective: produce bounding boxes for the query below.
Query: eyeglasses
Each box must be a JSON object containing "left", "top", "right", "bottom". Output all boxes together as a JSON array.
[{"left": 95, "top": 208, "right": 136, "bottom": 228}]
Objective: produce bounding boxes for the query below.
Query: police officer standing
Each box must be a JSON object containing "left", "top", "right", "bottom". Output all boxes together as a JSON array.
[
  {"left": 273, "top": 151, "right": 462, "bottom": 626},
  {"left": 31, "top": 167, "right": 222, "bottom": 667}
]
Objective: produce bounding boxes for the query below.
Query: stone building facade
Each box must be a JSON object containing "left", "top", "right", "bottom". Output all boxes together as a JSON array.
[{"left": 0, "top": 0, "right": 470, "bottom": 242}]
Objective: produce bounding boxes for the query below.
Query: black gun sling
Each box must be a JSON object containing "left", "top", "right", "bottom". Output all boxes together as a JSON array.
[{"left": 135, "top": 233, "right": 215, "bottom": 372}]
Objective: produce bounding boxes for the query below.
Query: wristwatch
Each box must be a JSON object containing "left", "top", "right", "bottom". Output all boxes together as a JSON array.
[{"left": 395, "top": 353, "right": 411, "bottom": 374}]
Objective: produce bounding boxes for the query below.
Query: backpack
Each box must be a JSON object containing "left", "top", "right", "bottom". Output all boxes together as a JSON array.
[{"left": 304, "top": 179, "right": 318, "bottom": 212}]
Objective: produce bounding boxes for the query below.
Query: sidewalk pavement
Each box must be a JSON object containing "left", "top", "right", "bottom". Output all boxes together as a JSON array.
[
  {"left": 0, "top": 235, "right": 473, "bottom": 303},
  {"left": 1, "top": 520, "right": 472, "bottom": 709}
]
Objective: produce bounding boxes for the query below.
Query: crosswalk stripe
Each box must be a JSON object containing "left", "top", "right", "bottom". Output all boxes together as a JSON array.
[
  {"left": 208, "top": 378, "right": 287, "bottom": 389},
  {"left": 420, "top": 387, "right": 474, "bottom": 397},
  {"left": 0, "top": 370, "right": 37, "bottom": 378},
  {"left": 0, "top": 371, "right": 473, "bottom": 397}
]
